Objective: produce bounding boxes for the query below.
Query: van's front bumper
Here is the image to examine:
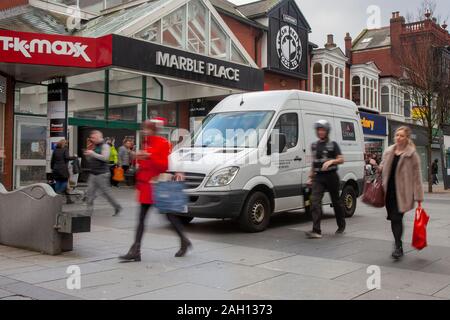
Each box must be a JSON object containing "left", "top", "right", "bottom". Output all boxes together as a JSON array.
[{"left": 186, "top": 190, "right": 249, "bottom": 219}]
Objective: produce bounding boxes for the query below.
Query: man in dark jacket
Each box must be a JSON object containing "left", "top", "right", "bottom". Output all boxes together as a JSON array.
[
  {"left": 84, "top": 130, "right": 122, "bottom": 216},
  {"left": 51, "top": 139, "right": 75, "bottom": 204}
]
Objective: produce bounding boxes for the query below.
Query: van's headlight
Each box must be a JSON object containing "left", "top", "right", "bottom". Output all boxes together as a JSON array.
[{"left": 205, "top": 167, "right": 239, "bottom": 187}]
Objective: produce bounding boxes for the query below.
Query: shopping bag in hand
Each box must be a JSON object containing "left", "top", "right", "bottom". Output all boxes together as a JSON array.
[
  {"left": 154, "top": 181, "right": 188, "bottom": 214},
  {"left": 112, "top": 166, "right": 125, "bottom": 182},
  {"left": 412, "top": 202, "right": 429, "bottom": 250},
  {"left": 361, "top": 174, "right": 385, "bottom": 208}
]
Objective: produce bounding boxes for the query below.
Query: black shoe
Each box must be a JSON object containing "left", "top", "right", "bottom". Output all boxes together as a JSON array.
[
  {"left": 113, "top": 206, "right": 122, "bottom": 216},
  {"left": 119, "top": 244, "right": 141, "bottom": 262},
  {"left": 175, "top": 239, "right": 192, "bottom": 257},
  {"left": 391, "top": 246, "right": 404, "bottom": 260},
  {"left": 335, "top": 227, "right": 346, "bottom": 235}
]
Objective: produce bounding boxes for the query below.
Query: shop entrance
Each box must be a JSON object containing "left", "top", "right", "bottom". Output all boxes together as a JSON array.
[
  {"left": 14, "top": 115, "right": 47, "bottom": 188},
  {"left": 0, "top": 103, "right": 4, "bottom": 185}
]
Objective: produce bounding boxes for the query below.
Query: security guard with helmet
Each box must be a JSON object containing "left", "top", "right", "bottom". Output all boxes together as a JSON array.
[{"left": 306, "top": 120, "right": 346, "bottom": 239}]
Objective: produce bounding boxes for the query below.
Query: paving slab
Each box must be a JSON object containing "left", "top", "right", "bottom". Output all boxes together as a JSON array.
[
  {"left": 1, "top": 281, "right": 80, "bottom": 300},
  {"left": 258, "top": 255, "right": 367, "bottom": 279},
  {"left": 0, "top": 288, "right": 13, "bottom": 298},
  {"left": 334, "top": 266, "right": 450, "bottom": 296},
  {"left": 124, "top": 283, "right": 268, "bottom": 300},
  {"left": 196, "top": 245, "right": 293, "bottom": 266},
  {"left": 355, "top": 289, "right": 444, "bottom": 300},
  {"left": 232, "top": 273, "right": 369, "bottom": 300},
  {"left": 7, "top": 261, "right": 118, "bottom": 285},
  {"left": 433, "top": 285, "right": 450, "bottom": 299},
  {"left": 161, "top": 261, "right": 285, "bottom": 291}
]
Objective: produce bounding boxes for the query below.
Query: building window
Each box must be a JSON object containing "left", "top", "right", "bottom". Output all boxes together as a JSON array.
[
  {"left": 339, "top": 68, "right": 344, "bottom": 98},
  {"left": 374, "top": 80, "right": 378, "bottom": 110},
  {"left": 135, "top": 20, "right": 161, "bottom": 43},
  {"left": 404, "top": 92, "right": 411, "bottom": 118},
  {"left": 328, "top": 64, "right": 334, "bottom": 96},
  {"left": 352, "top": 76, "right": 361, "bottom": 105},
  {"left": 210, "top": 17, "right": 228, "bottom": 59},
  {"left": 187, "top": 0, "right": 207, "bottom": 54},
  {"left": 14, "top": 83, "right": 48, "bottom": 115},
  {"left": 162, "top": 6, "right": 186, "bottom": 49},
  {"left": 381, "top": 86, "right": 389, "bottom": 113},
  {"left": 312, "top": 63, "right": 322, "bottom": 93}
]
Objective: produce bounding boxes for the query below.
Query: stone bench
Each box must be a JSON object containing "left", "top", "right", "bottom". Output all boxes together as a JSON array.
[{"left": 0, "top": 183, "right": 90, "bottom": 255}]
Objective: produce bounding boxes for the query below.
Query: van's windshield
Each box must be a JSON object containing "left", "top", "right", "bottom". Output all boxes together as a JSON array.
[{"left": 192, "top": 111, "right": 274, "bottom": 148}]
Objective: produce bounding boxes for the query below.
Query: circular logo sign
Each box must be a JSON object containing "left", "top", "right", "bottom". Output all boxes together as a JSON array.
[{"left": 276, "top": 25, "right": 302, "bottom": 70}]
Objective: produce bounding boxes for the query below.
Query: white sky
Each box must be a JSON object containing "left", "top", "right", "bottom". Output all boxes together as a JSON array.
[{"left": 229, "top": 0, "right": 450, "bottom": 49}]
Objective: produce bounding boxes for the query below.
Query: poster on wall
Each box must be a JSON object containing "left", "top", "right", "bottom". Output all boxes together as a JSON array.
[
  {"left": 46, "top": 82, "right": 68, "bottom": 173},
  {"left": 267, "top": 0, "right": 310, "bottom": 79}
]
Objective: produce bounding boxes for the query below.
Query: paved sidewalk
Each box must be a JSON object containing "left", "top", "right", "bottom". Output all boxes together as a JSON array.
[{"left": 1, "top": 188, "right": 450, "bottom": 300}]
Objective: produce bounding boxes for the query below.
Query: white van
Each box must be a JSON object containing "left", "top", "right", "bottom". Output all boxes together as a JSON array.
[{"left": 169, "top": 90, "right": 365, "bottom": 232}]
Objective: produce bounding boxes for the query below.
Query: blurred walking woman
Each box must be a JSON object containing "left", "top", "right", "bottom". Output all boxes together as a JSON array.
[
  {"left": 51, "top": 139, "right": 75, "bottom": 204},
  {"left": 376, "top": 126, "right": 424, "bottom": 259},
  {"left": 120, "top": 118, "right": 191, "bottom": 262}
]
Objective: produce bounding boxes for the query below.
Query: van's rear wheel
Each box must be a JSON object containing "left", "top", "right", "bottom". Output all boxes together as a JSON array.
[
  {"left": 341, "top": 185, "right": 357, "bottom": 218},
  {"left": 238, "top": 191, "right": 271, "bottom": 232}
]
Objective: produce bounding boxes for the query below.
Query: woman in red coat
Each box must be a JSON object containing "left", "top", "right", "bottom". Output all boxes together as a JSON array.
[{"left": 120, "top": 118, "right": 191, "bottom": 262}]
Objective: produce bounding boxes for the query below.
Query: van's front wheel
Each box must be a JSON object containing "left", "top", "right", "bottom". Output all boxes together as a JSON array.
[
  {"left": 238, "top": 192, "right": 271, "bottom": 232},
  {"left": 341, "top": 185, "right": 357, "bottom": 218}
]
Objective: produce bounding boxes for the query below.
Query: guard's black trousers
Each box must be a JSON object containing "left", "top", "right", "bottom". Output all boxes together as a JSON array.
[{"left": 311, "top": 171, "right": 346, "bottom": 234}]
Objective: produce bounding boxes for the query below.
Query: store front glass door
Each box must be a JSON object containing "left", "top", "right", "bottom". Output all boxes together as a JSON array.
[{"left": 14, "top": 115, "right": 47, "bottom": 188}]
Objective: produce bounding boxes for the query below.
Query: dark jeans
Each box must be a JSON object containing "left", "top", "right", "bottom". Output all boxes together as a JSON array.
[
  {"left": 311, "top": 171, "right": 346, "bottom": 234},
  {"left": 134, "top": 204, "right": 189, "bottom": 247},
  {"left": 54, "top": 179, "right": 68, "bottom": 194}
]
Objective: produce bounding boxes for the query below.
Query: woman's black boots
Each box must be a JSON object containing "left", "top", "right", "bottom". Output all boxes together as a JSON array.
[
  {"left": 175, "top": 239, "right": 192, "bottom": 257},
  {"left": 119, "top": 243, "right": 141, "bottom": 262},
  {"left": 392, "top": 243, "right": 404, "bottom": 260}
]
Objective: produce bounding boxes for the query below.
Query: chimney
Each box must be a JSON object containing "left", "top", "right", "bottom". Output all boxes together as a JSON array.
[
  {"left": 390, "top": 11, "right": 405, "bottom": 77},
  {"left": 325, "top": 34, "right": 337, "bottom": 49},
  {"left": 344, "top": 32, "right": 352, "bottom": 60}
]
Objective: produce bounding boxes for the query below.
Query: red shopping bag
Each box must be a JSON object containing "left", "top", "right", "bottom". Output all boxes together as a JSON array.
[{"left": 412, "top": 202, "right": 429, "bottom": 250}]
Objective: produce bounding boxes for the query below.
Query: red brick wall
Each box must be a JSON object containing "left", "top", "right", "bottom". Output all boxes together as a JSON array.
[
  {"left": 352, "top": 47, "right": 397, "bottom": 77},
  {"left": 219, "top": 14, "right": 262, "bottom": 65},
  {"left": 178, "top": 101, "right": 189, "bottom": 130},
  {"left": 264, "top": 72, "right": 303, "bottom": 90},
  {"left": 0, "top": 0, "right": 28, "bottom": 10}
]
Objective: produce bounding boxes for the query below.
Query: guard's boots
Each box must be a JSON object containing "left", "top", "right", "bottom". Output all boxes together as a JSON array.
[
  {"left": 119, "top": 243, "right": 141, "bottom": 262},
  {"left": 175, "top": 238, "right": 192, "bottom": 257}
]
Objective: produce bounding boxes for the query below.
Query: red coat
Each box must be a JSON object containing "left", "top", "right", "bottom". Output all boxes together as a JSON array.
[{"left": 135, "top": 135, "right": 170, "bottom": 204}]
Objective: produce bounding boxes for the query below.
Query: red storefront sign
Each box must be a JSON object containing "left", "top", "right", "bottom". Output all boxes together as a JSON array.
[{"left": 0, "top": 30, "right": 112, "bottom": 68}]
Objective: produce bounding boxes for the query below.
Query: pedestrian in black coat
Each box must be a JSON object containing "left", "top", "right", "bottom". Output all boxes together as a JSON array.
[{"left": 51, "top": 139, "right": 75, "bottom": 204}]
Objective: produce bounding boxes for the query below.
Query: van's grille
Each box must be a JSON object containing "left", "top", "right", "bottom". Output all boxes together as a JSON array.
[{"left": 168, "top": 172, "right": 205, "bottom": 189}]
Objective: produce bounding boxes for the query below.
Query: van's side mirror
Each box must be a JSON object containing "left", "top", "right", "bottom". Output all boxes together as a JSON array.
[{"left": 267, "top": 133, "right": 287, "bottom": 155}]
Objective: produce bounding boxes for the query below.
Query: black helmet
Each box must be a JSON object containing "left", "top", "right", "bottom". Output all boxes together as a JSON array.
[{"left": 314, "top": 119, "right": 331, "bottom": 133}]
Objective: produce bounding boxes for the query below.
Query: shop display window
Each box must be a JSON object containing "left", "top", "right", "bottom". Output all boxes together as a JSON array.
[
  {"left": 15, "top": 83, "right": 47, "bottom": 115},
  {"left": 148, "top": 103, "right": 178, "bottom": 127}
]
